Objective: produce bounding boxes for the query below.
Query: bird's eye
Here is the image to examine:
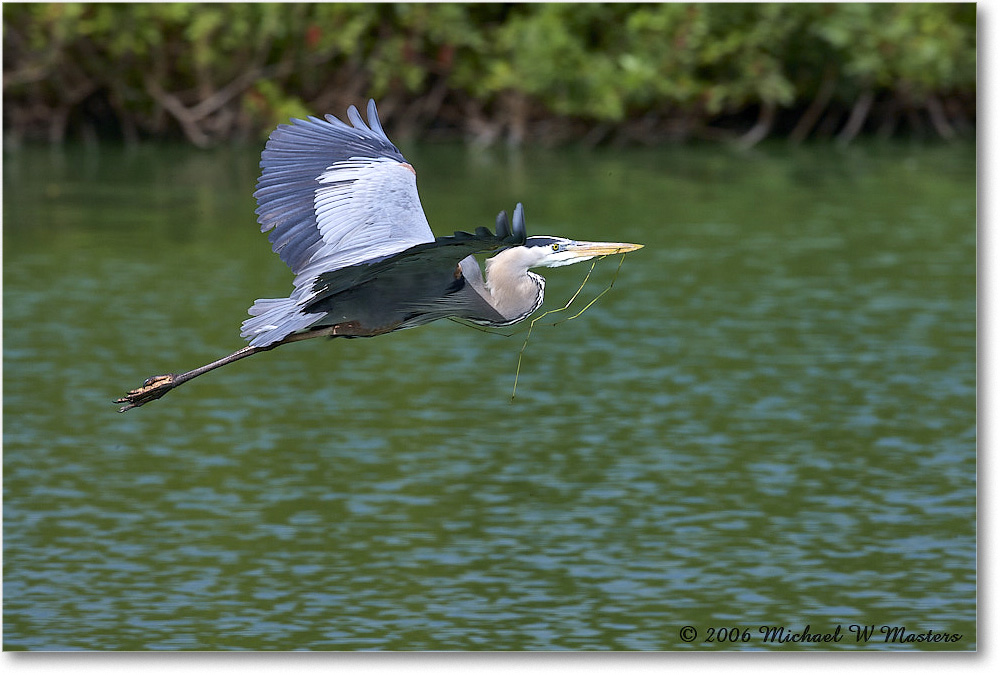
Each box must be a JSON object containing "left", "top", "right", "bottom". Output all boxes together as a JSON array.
[{"left": 551, "top": 243, "right": 560, "bottom": 252}]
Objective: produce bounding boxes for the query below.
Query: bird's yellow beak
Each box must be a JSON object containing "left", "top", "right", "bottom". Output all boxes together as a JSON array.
[{"left": 567, "top": 241, "right": 644, "bottom": 257}]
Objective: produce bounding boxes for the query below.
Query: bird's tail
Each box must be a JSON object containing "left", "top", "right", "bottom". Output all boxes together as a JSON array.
[{"left": 241, "top": 297, "right": 321, "bottom": 348}]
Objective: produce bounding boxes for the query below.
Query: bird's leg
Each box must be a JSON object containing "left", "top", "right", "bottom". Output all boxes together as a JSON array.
[
  {"left": 115, "top": 346, "right": 258, "bottom": 412},
  {"left": 114, "top": 326, "right": 336, "bottom": 412}
]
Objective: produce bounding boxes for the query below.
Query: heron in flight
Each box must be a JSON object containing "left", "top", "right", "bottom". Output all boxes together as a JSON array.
[{"left": 116, "top": 100, "right": 643, "bottom": 412}]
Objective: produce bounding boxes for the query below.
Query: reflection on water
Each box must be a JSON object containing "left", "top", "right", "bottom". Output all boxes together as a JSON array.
[{"left": 3, "top": 140, "right": 975, "bottom": 650}]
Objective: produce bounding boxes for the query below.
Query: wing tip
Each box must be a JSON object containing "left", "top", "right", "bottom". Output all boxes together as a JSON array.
[{"left": 252, "top": 99, "right": 431, "bottom": 277}]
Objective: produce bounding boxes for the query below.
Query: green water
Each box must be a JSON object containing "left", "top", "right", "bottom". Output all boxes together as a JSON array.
[{"left": 3, "top": 139, "right": 975, "bottom": 650}]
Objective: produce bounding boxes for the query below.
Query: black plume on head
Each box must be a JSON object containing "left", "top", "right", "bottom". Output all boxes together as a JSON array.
[
  {"left": 512, "top": 203, "right": 526, "bottom": 242},
  {"left": 490, "top": 203, "right": 527, "bottom": 245},
  {"left": 496, "top": 210, "right": 511, "bottom": 239},
  {"left": 446, "top": 202, "right": 527, "bottom": 246}
]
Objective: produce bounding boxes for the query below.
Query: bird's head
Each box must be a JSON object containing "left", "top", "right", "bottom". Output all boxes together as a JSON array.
[
  {"left": 489, "top": 203, "right": 643, "bottom": 270},
  {"left": 519, "top": 236, "right": 644, "bottom": 268},
  {"left": 482, "top": 204, "right": 643, "bottom": 323}
]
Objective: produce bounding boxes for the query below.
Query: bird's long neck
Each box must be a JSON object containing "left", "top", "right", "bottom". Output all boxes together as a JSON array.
[{"left": 484, "top": 255, "right": 545, "bottom": 323}]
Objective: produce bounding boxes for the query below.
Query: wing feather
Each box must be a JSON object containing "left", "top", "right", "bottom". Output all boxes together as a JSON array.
[
  {"left": 252, "top": 100, "right": 434, "bottom": 277},
  {"left": 243, "top": 101, "right": 529, "bottom": 348}
]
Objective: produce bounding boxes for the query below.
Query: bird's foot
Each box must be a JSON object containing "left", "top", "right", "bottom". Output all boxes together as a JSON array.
[{"left": 115, "top": 374, "right": 178, "bottom": 412}]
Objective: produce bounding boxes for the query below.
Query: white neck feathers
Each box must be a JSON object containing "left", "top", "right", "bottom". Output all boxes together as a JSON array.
[{"left": 484, "top": 248, "right": 546, "bottom": 322}]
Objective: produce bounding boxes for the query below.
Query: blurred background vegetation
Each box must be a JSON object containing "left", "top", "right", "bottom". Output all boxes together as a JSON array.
[{"left": 2, "top": 2, "right": 976, "bottom": 148}]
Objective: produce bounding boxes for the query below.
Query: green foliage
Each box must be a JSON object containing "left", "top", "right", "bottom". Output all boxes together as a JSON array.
[
  {"left": 2, "top": 2, "right": 976, "bottom": 145},
  {"left": 810, "top": 3, "right": 976, "bottom": 94}
]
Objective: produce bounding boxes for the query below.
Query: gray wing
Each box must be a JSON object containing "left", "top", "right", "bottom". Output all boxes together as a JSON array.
[
  {"left": 253, "top": 99, "right": 435, "bottom": 279},
  {"left": 243, "top": 100, "right": 436, "bottom": 346}
]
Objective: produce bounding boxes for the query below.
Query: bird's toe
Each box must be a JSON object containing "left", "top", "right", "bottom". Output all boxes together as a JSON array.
[{"left": 115, "top": 374, "right": 178, "bottom": 412}]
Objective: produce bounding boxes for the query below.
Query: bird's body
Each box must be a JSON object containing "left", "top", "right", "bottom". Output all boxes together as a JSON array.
[
  {"left": 246, "top": 226, "right": 520, "bottom": 342},
  {"left": 116, "top": 100, "right": 642, "bottom": 411}
]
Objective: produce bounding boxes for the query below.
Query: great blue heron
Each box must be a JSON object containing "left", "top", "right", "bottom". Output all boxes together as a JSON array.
[{"left": 116, "top": 100, "right": 643, "bottom": 412}]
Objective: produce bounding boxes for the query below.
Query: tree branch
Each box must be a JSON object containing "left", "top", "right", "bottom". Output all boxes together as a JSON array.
[
  {"left": 837, "top": 89, "right": 875, "bottom": 146},
  {"left": 737, "top": 100, "right": 776, "bottom": 150},
  {"left": 790, "top": 68, "right": 837, "bottom": 143}
]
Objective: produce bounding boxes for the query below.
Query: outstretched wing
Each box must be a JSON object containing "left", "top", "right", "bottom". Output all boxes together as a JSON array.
[{"left": 253, "top": 99, "right": 435, "bottom": 278}]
